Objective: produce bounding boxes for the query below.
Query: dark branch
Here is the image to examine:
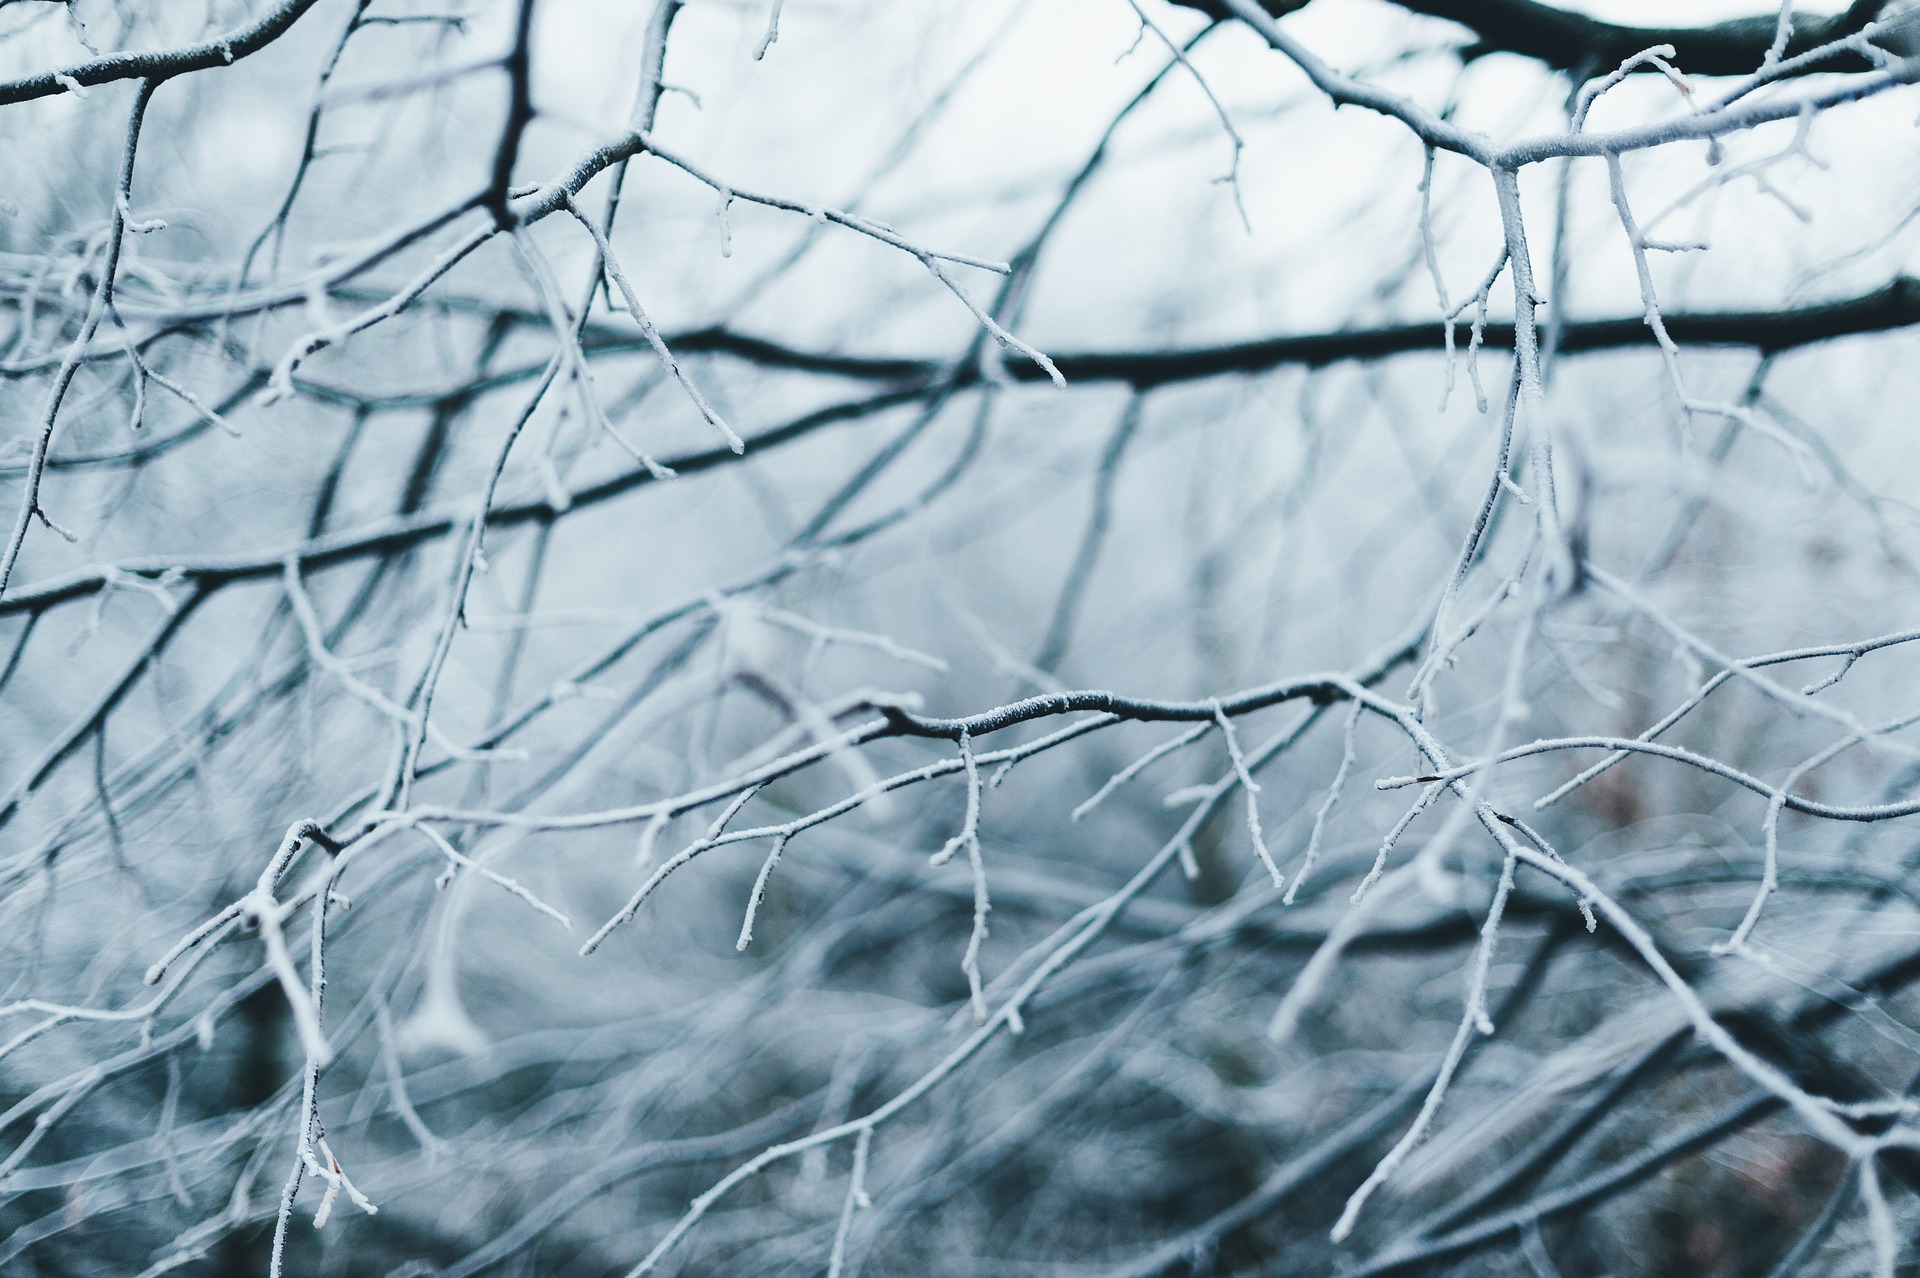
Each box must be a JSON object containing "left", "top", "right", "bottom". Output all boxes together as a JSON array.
[
  {"left": 876, "top": 678, "right": 1346, "bottom": 742},
  {"left": 1179, "top": 0, "right": 1889, "bottom": 77},
  {"left": 655, "top": 276, "right": 1920, "bottom": 387},
  {"left": 486, "top": 0, "right": 538, "bottom": 225},
  {"left": 0, "top": 0, "right": 328, "bottom": 105},
  {"left": 7, "top": 278, "right": 1916, "bottom": 618}
]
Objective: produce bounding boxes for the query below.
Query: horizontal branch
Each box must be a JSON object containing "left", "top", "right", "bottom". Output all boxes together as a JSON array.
[
  {"left": 0, "top": 0, "right": 327, "bottom": 105},
  {"left": 877, "top": 677, "right": 1347, "bottom": 740},
  {"left": 655, "top": 276, "right": 1920, "bottom": 386},
  {"left": 1221, "top": 0, "right": 1916, "bottom": 168},
  {"left": 9, "top": 278, "right": 1916, "bottom": 616},
  {"left": 1399, "top": 0, "right": 1886, "bottom": 76},
  {"left": 1181, "top": 0, "right": 1887, "bottom": 77}
]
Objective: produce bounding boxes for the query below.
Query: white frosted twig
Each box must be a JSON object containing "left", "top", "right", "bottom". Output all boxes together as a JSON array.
[
  {"left": 1072, "top": 722, "right": 1210, "bottom": 821},
  {"left": 1331, "top": 851, "right": 1518, "bottom": 1241},
  {"left": 961, "top": 826, "right": 993, "bottom": 1025},
  {"left": 1381, "top": 729, "right": 1920, "bottom": 822},
  {"left": 929, "top": 729, "right": 981, "bottom": 869},
  {"left": 705, "top": 782, "right": 765, "bottom": 840},
  {"left": 261, "top": 224, "right": 491, "bottom": 402},
  {"left": 1442, "top": 246, "right": 1509, "bottom": 415},
  {"left": 213, "top": 822, "right": 341, "bottom": 1077},
  {"left": 1609, "top": 148, "right": 1824, "bottom": 489},
  {"left": 143, "top": 361, "right": 240, "bottom": 437},
  {"left": 1314, "top": 697, "right": 1884, "bottom": 1244},
  {"left": 1407, "top": 522, "right": 1538, "bottom": 719},
  {"left": 1424, "top": 551, "right": 1544, "bottom": 1025},
  {"left": 627, "top": 133, "right": 1063, "bottom": 385},
  {"left": 302, "top": 1138, "right": 377, "bottom": 1229},
  {"left": 1121, "top": 0, "right": 1249, "bottom": 229},
  {"left": 407, "top": 823, "right": 572, "bottom": 931},
  {"left": 580, "top": 785, "right": 763, "bottom": 955},
  {"left": 923, "top": 256, "right": 1065, "bottom": 387},
  {"left": 271, "top": 853, "right": 365, "bottom": 1267},
  {"left": 374, "top": 1001, "right": 442, "bottom": 1157},
  {"left": 1716, "top": 713, "right": 1919, "bottom": 955},
  {"left": 580, "top": 841, "right": 703, "bottom": 956},
  {"left": 1405, "top": 358, "right": 1523, "bottom": 718},
  {"left": 286, "top": 552, "right": 526, "bottom": 759},
  {"left": 1491, "top": 167, "right": 1545, "bottom": 403},
  {"left": 1402, "top": 513, "right": 1548, "bottom": 910},
  {"left": 1287, "top": 700, "right": 1360, "bottom": 905},
  {"left": 1605, "top": 152, "right": 1818, "bottom": 473},
  {"left": 248, "top": 890, "right": 331, "bottom": 1067},
  {"left": 1417, "top": 147, "right": 1459, "bottom": 411},
  {"left": 1535, "top": 626, "right": 1920, "bottom": 809},
  {"left": 563, "top": 193, "right": 742, "bottom": 453},
  {"left": 826, "top": 1126, "right": 873, "bottom": 1277},
  {"left": 1572, "top": 45, "right": 1685, "bottom": 132},
  {"left": 754, "top": 0, "right": 785, "bottom": 59},
  {"left": 1766, "top": 0, "right": 1796, "bottom": 69},
  {"left": 1512, "top": 837, "right": 1868, "bottom": 1147},
  {"left": 511, "top": 225, "right": 675, "bottom": 480},
  {"left": 1354, "top": 781, "right": 1444, "bottom": 903},
  {"left": 735, "top": 834, "right": 789, "bottom": 951},
  {"left": 1212, "top": 700, "right": 1282, "bottom": 888},
  {"left": 630, "top": 133, "right": 1011, "bottom": 273},
  {"left": 758, "top": 607, "right": 947, "bottom": 671},
  {"left": 107, "top": 305, "right": 238, "bottom": 440},
  {"left": 0, "top": 85, "right": 150, "bottom": 599},
  {"left": 1503, "top": 814, "right": 1596, "bottom": 931},
  {"left": 1804, "top": 652, "right": 1859, "bottom": 695},
  {"left": 145, "top": 902, "right": 250, "bottom": 988},
  {"left": 930, "top": 730, "right": 992, "bottom": 1023},
  {"left": 270, "top": 1061, "right": 320, "bottom": 1275},
  {"left": 1713, "top": 11, "right": 1915, "bottom": 110},
  {"left": 1642, "top": 104, "right": 1824, "bottom": 240},
  {"left": 1217, "top": 0, "right": 1489, "bottom": 166},
  {"left": 1588, "top": 565, "right": 1917, "bottom": 755},
  {"left": 633, "top": 810, "right": 669, "bottom": 869},
  {"left": 284, "top": 558, "right": 418, "bottom": 734}
]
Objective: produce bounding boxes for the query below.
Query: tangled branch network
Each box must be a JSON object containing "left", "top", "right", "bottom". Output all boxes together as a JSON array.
[{"left": 5, "top": 0, "right": 1920, "bottom": 1274}]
